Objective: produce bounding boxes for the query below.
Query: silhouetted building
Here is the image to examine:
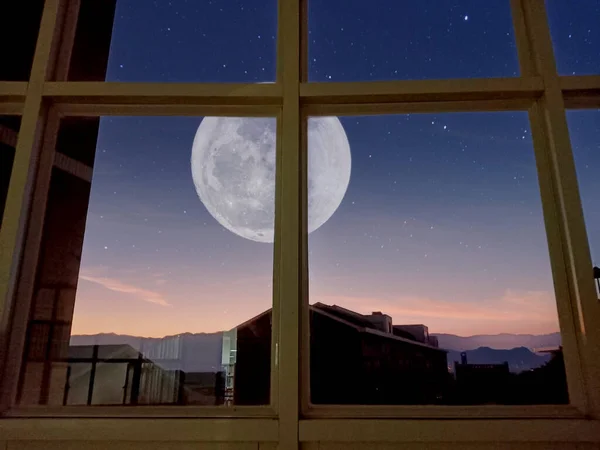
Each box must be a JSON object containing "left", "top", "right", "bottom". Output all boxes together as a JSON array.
[
  {"left": 310, "top": 303, "right": 448, "bottom": 404},
  {"left": 232, "top": 310, "right": 272, "bottom": 405},
  {"left": 507, "top": 346, "right": 569, "bottom": 405},
  {"left": 232, "top": 303, "right": 448, "bottom": 405},
  {"left": 453, "top": 352, "right": 510, "bottom": 404}
]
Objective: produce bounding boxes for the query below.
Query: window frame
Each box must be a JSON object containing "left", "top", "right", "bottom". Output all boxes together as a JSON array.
[{"left": 0, "top": 0, "right": 598, "bottom": 447}]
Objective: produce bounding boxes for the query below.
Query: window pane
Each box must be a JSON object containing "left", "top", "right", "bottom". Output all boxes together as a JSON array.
[
  {"left": 307, "top": 113, "right": 568, "bottom": 405},
  {"left": 0, "top": 116, "right": 20, "bottom": 230},
  {"left": 66, "top": 0, "right": 277, "bottom": 82},
  {"left": 308, "top": 0, "right": 519, "bottom": 82},
  {"left": 547, "top": 0, "right": 600, "bottom": 75},
  {"left": 18, "top": 116, "right": 276, "bottom": 406},
  {"left": 567, "top": 110, "right": 600, "bottom": 298},
  {"left": 0, "top": 3, "right": 44, "bottom": 80}
]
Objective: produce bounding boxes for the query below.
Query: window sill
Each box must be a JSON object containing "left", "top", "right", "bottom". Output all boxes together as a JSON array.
[
  {"left": 299, "top": 417, "right": 600, "bottom": 444},
  {"left": 304, "top": 404, "right": 584, "bottom": 419},
  {"left": 0, "top": 416, "right": 278, "bottom": 442},
  {"left": 2, "top": 405, "right": 276, "bottom": 419}
]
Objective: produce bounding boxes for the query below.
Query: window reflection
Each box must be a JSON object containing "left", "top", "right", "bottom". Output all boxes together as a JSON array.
[{"left": 18, "top": 116, "right": 275, "bottom": 406}]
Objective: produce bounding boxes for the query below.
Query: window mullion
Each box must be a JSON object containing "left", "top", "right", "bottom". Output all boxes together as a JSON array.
[
  {"left": 277, "top": 0, "right": 302, "bottom": 448},
  {"left": 523, "top": 0, "right": 600, "bottom": 417},
  {"left": 0, "top": 0, "right": 63, "bottom": 411}
]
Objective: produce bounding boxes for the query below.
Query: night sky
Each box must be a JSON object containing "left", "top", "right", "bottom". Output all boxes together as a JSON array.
[{"left": 71, "top": 0, "right": 599, "bottom": 338}]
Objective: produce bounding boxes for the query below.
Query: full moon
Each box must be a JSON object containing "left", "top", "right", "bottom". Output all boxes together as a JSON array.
[{"left": 191, "top": 117, "right": 351, "bottom": 243}]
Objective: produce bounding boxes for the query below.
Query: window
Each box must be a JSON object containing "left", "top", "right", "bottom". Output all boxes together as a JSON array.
[
  {"left": 546, "top": 0, "right": 600, "bottom": 75},
  {"left": 307, "top": 112, "right": 567, "bottom": 405},
  {"left": 567, "top": 110, "right": 600, "bottom": 298},
  {"left": 66, "top": 0, "right": 277, "bottom": 82},
  {"left": 308, "top": 0, "right": 519, "bottom": 82},
  {"left": 17, "top": 115, "right": 275, "bottom": 406},
  {"left": 1, "top": 0, "right": 600, "bottom": 446}
]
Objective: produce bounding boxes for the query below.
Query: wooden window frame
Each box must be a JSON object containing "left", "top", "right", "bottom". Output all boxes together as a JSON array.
[{"left": 0, "top": 0, "right": 598, "bottom": 447}]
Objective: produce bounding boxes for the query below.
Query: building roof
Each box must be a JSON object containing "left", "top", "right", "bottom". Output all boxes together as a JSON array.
[
  {"left": 235, "top": 303, "right": 445, "bottom": 352},
  {"left": 232, "top": 302, "right": 446, "bottom": 352},
  {"left": 312, "top": 305, "right": 446, "bottom": 352}
]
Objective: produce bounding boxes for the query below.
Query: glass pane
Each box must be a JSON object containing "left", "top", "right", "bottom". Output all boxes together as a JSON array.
[
  {"left": 18, "top": 115, "right": 276, "bottom": 406},
  {"left": 64, "top": 363, "right": 93, "bottom": 406},
  {"left": 547, "top": 0, "right": 600, "bottom": 75},
  {"left": 0, "top": 2, "right": 44, "bottom": 80},
  {"left": 66, "top": 0, "right": 277, "bottom": 82},
  {"left": 567, "top": 110, "right": 600, "bottom": 298},
  {"left": 92, "top": 362, "right": 130, "bottom": 405},
  {"left": 0, "top": 116, "right": 20, "bottom": 230},
  {"left": 308, "top": 0, "right": 519, "bottom": 82},
  {"left": 307, "top": 113, "right": 568, "bottom": 405}
]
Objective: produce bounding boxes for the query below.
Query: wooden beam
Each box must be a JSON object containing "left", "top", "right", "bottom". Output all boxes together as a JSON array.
[
  {"left": 561, "top": 76, "right": 600, "bottom": 109},
  {"left": 53, "top": 152, "right": 92, "bottom": 183},
  {"left": 560, "top": 75, "right": 600, "bottom": 93},
  {"left": 300, "top": 418, "right": 600, "bottom": 443},
  {"left": 303, "top": 98, "right": 534, "bottom": 117},
  {"left": 277, "top": 0, "right": 301, "bottom": 448},
  {"left": 53, "top": 103, "right": 279, "bottom": 117},
  {"left": 43, "top": 82, "right": 282, "bottom": 106},
  {"left": 0, "top": 0, "right": 64, "bottom": 411},
  {"left": 304, "top": 404, "right": 582, "bottom": 419},
  {"left": 0, "top": 82, "right": 28, "bottom": 103},
  {"left": 300, "top": 77, "right": 544, "bottom": 105},
  {"left": 523, "top": 0, "right": 600, "bottom": 417},
  {"left": 0, "top": 418, "right": 278, "bottom": 441},
  {"left": 0, "top": 103, "right": 24, "bottom": 115}
]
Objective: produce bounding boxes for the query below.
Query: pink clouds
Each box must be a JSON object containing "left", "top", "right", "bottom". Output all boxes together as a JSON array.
[
  {"left": 312, "top": 289, "right": 560, "bottom": 335},
  {"left": 79, "top": 271, "right": 171, "bottom": 307}
]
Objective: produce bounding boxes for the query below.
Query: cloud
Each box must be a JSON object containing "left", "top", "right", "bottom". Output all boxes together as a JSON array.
[
  {"left": 80, "top": 272, "right": 171, "bottom": 307},
  {"left": 313, "top": 289, "right": 559, "bottom": 335}
]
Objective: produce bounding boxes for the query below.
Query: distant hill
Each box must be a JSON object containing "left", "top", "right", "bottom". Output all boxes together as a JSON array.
[
  {"left": 71, "top": 331, "right": 560, "bottom": 374},
  {"left": 447, "top": 346, "right": 551, "bottom": 373},
  {"left": 70, "top": 332, "right": 222, "bottom": 373},
  {"left": 432, "top": 332, "right": 561, "bottom": 351}
]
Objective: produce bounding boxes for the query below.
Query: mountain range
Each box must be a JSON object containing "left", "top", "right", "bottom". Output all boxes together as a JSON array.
[
  {"left": 446, "top": 347, "right": 551, "bottom": 372},
  {"left": 70, "top": 331, "right": 561, "bottom": 373},
  {"left": 432, "top": 332, "right": 561, "bottom": 351}
]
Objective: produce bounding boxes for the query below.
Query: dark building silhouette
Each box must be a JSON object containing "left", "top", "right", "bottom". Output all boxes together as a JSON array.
[
  {"left": 232, "top": 311, "right": 272, "bottom": 406},
  {"left": 453, "top": 352, "right": 511, "bottom": 405},
  {"left": 233, "top": 303, "right": 449, "bottom": 405},
  {"left": 506, "top": 347, "right": 569, "bottom": 405}
]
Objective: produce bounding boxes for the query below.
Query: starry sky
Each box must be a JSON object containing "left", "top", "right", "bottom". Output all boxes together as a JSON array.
[{"left": 71, "top": 0, "right": 599, "bottom": 338}]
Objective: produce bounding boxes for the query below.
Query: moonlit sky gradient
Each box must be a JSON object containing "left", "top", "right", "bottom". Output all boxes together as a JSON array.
[{"left": 71, "top": 0, "right": 599, "bottom": 338}]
